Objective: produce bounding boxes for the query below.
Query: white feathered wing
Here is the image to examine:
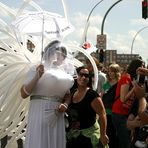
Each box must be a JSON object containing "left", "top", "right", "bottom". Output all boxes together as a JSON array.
[{"left": 0, "top": 42, "right": 41, "bottom": 147}]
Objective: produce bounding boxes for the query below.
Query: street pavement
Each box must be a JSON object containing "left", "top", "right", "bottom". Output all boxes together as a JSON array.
[
  {"left": 0, "top": 138, "right": 24, "bottom": 148},
  {"left": 10, "top": 141, "right": 17, "bottom": 148}
]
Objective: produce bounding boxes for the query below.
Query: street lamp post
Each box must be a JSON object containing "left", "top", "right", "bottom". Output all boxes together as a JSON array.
[
  {"left": 131, "top": 26, "right": 148, "bottom": 54},
  {"left": 97, "top": 0, "right": 123, "bottom": 63},
  {"left": 85, "top": 0, "right": 104, "bottom": 41},
  {"left": 82, "top": 0, "right": 123, "bottom": 46},
  {"left": 101, "top": 0, "right": 123, "bottom": 35},
  {"left": 80, "top": 0, "right": 104, "bottom": 45},
  {"left": 97, "top": 0, "right": 123, "bottom": 50}
]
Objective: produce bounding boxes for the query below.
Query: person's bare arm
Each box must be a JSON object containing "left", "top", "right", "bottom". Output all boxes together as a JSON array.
[
  {"left": 91, "top": 97, "right": 109, "bottom": 145},
  {"left": 132, "top": 81, "right": 145, "bottom": 99},
  {"left": 58, "top": 91, "right": 71, "bottom": 112},
  {"left": 137, "top": 67, "right": 148, "bottom": 76},
  {"left": 139, "top": 105, "right": 148, "bottom": 125},
  {"left": 21, "top": 64, "right": 44, "bottom": 98},
  {"left": 120, "top": 84, "right": 134, "bottom": 102},
  {"left": 138, "top": 97, "right": 147, "bottom": 113},
  {"left": 100, "top": 89, "right": 105, "bottom": 98},
  {"left": 62, "top": 91, "right": 71, "bottom": 105},
  {"left": 127, "top": 114, "right": 142, "bottom": 129},
  {"left": 127, "top": 97, "right": 147, "bottom": 129}
]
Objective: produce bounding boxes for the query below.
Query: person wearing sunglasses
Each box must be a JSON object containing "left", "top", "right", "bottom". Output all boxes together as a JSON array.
[{"left": 66, "top": 66, "right": 109, "bottom": 148}]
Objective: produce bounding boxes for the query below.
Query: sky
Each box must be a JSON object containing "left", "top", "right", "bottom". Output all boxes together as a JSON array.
[{"left": 1, "top": 0, "right": 148, "bottom": 64}]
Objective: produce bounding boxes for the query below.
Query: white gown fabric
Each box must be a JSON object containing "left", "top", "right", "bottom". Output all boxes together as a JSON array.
[{"left": 24, "top": 65, "right": 74, "bottom": 148}]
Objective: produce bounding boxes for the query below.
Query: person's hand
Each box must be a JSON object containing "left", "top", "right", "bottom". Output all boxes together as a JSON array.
[
  {"left": 132, "top": 80, "right": 145, "bottom": 99},
  {"left": 58, "top": 103, "right": 68, "bottom": 112},
  {"left": 36, "top": 64, "right": 44, "bottom": 78},
  {"left": 100, "top": 134, "right": 109, "bottom": 146},
  {"left": 127, "top": 116, "right": 142, "bottom": 129},
  {"left": 146, "top": 137, "right": 148, "bottom": 144},
  {"left": 139, "top": 110, "right": 148, "bottom": 125},
  {"left": 137, "top": 67, "right": 148, "bottom": 76}
]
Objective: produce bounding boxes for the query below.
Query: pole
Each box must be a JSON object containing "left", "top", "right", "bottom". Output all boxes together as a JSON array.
[
  {"left": 81, "top": 0, "right": 104, "bottom": 45},
  {"left": 98, "top": 0, "right": 123, "bottom": 63},
  {"left": 101, "top": 0, "right": 123, "bottom": 35},
  {"left": 131, "top": 26, "right": 148, "bottom": 54},
  {"left": 41, "top": 13, "right": 44, "bottom": 63}
]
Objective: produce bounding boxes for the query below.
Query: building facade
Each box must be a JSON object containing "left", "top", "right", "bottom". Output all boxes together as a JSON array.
[
  {"left": 76, "top": 49, "right": 140, "bottom": 67},
  {"left": 105, "top": 49, "right": 139, "bottom": 67}
]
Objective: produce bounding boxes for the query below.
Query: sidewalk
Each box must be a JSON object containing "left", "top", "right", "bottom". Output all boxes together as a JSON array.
[
  {"left": 0, "top": 138, "right": 24, "bottom": 148},
  {"left": 10, "top": 141, "right": 17, "bottom": 148},
  {"left": 0, "top": 141, "right": 17, "bottom": 148}
]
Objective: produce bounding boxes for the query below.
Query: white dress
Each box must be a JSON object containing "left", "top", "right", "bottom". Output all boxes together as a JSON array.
[{"left": 24, "top": 65, "right": 74, "bottom": 148}]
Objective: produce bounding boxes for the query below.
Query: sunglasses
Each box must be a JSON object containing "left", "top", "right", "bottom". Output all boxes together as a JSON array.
[{"left": 78, "top": 72, "right": 89, "bottom": 78}]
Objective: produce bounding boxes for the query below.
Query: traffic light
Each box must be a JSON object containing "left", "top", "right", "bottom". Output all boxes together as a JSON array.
[
  {"left": 99, "top": 49, "right": 104, "bottom": 63},
  {"left": 142, "top": 0, "right": 148, "bottom": 19}
]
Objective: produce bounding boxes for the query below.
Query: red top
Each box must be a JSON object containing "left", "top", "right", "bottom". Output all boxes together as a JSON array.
[{"left": 112, "top": 73, "right": 132, "bottom": 115}]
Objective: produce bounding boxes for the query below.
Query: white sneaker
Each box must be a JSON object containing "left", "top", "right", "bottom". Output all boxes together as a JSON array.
[{"left": 135, "top": 140, "right": 147, "bottom": 148}]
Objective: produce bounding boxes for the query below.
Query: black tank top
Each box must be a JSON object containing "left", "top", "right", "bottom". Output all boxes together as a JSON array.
[{"left": 68, "top": 89, "right": 99, "bottom": 129}]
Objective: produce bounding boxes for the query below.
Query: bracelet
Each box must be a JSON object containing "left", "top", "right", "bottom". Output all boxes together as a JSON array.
[
  {"left": 62, "top": 103, "right": 68, "bottom": 109},
  {"left": 23, "top": 86, "right": 30, "bottom": 96}
]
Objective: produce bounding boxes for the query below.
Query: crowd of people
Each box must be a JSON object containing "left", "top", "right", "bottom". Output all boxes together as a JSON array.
[
  {"left": 84, "top": 56, "right": 148, "bottom": 147},
  {"left": 1, "top": 40, "right": 148, "bottom": 148},
  {"left": 83, "top": 56, "right": 148, "bottom": 148},
  {"left": 96, "top": 58, "right": 148, "bottom": 148}
]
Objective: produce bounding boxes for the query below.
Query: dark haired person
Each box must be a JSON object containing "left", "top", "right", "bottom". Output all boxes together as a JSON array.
[
  {"left": 126, "top": 96, "right": 147, "bottom": 148},
  {"left": 20, "top": 40, "right": 75, "bottom": 148},
  {"left": 112, "top": 58, "right": 145, "bottom": 148},
  {"left": 132, "top": 66, "right": 148, "bottom": 147},
  {"left": 66, "top": 66, "right": 109, "bottom": 148}
]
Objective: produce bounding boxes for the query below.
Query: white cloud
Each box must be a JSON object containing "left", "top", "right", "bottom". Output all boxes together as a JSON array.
[
  {"left": 109, "top": 34, "right": 130, "bottom": 53},
  {"left": 130, "top": 18, "right": 148, "bottom": 26},
  {"left": 4, "top": 0, "right": 146, "bottom": 63},
  {"left": 67, "top": 11, "right": 148, "bottom": 63},
  {"left": 66, "top": 13, "right": 102, "bottom": 45}
]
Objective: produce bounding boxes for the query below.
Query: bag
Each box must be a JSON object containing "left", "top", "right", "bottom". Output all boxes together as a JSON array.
[{"left": 102, "top": 83, "right": 117, "bottom": 109}]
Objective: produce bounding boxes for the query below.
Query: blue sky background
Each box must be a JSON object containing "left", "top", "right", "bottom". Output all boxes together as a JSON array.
[{"left": 1, "top": 0, "right": 148, "bottom": 64}]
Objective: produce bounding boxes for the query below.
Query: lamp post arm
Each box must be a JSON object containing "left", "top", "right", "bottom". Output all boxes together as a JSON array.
[
  {"left": 131, "top": 26, "right": 148, "bottom": 54},
  {"left": 101, "top": 0, "right": 123, "bottom": 35},
  {"left": 82, "top": 0, "right": 104, "bottom": 43},
  {"left": 87, "top": 0, "right": 104, "bottom": 22}
]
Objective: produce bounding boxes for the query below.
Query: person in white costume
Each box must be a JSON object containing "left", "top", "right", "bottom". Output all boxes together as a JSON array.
[{"left": 20, "top": 40, "right": 74, "bottom": 148}]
